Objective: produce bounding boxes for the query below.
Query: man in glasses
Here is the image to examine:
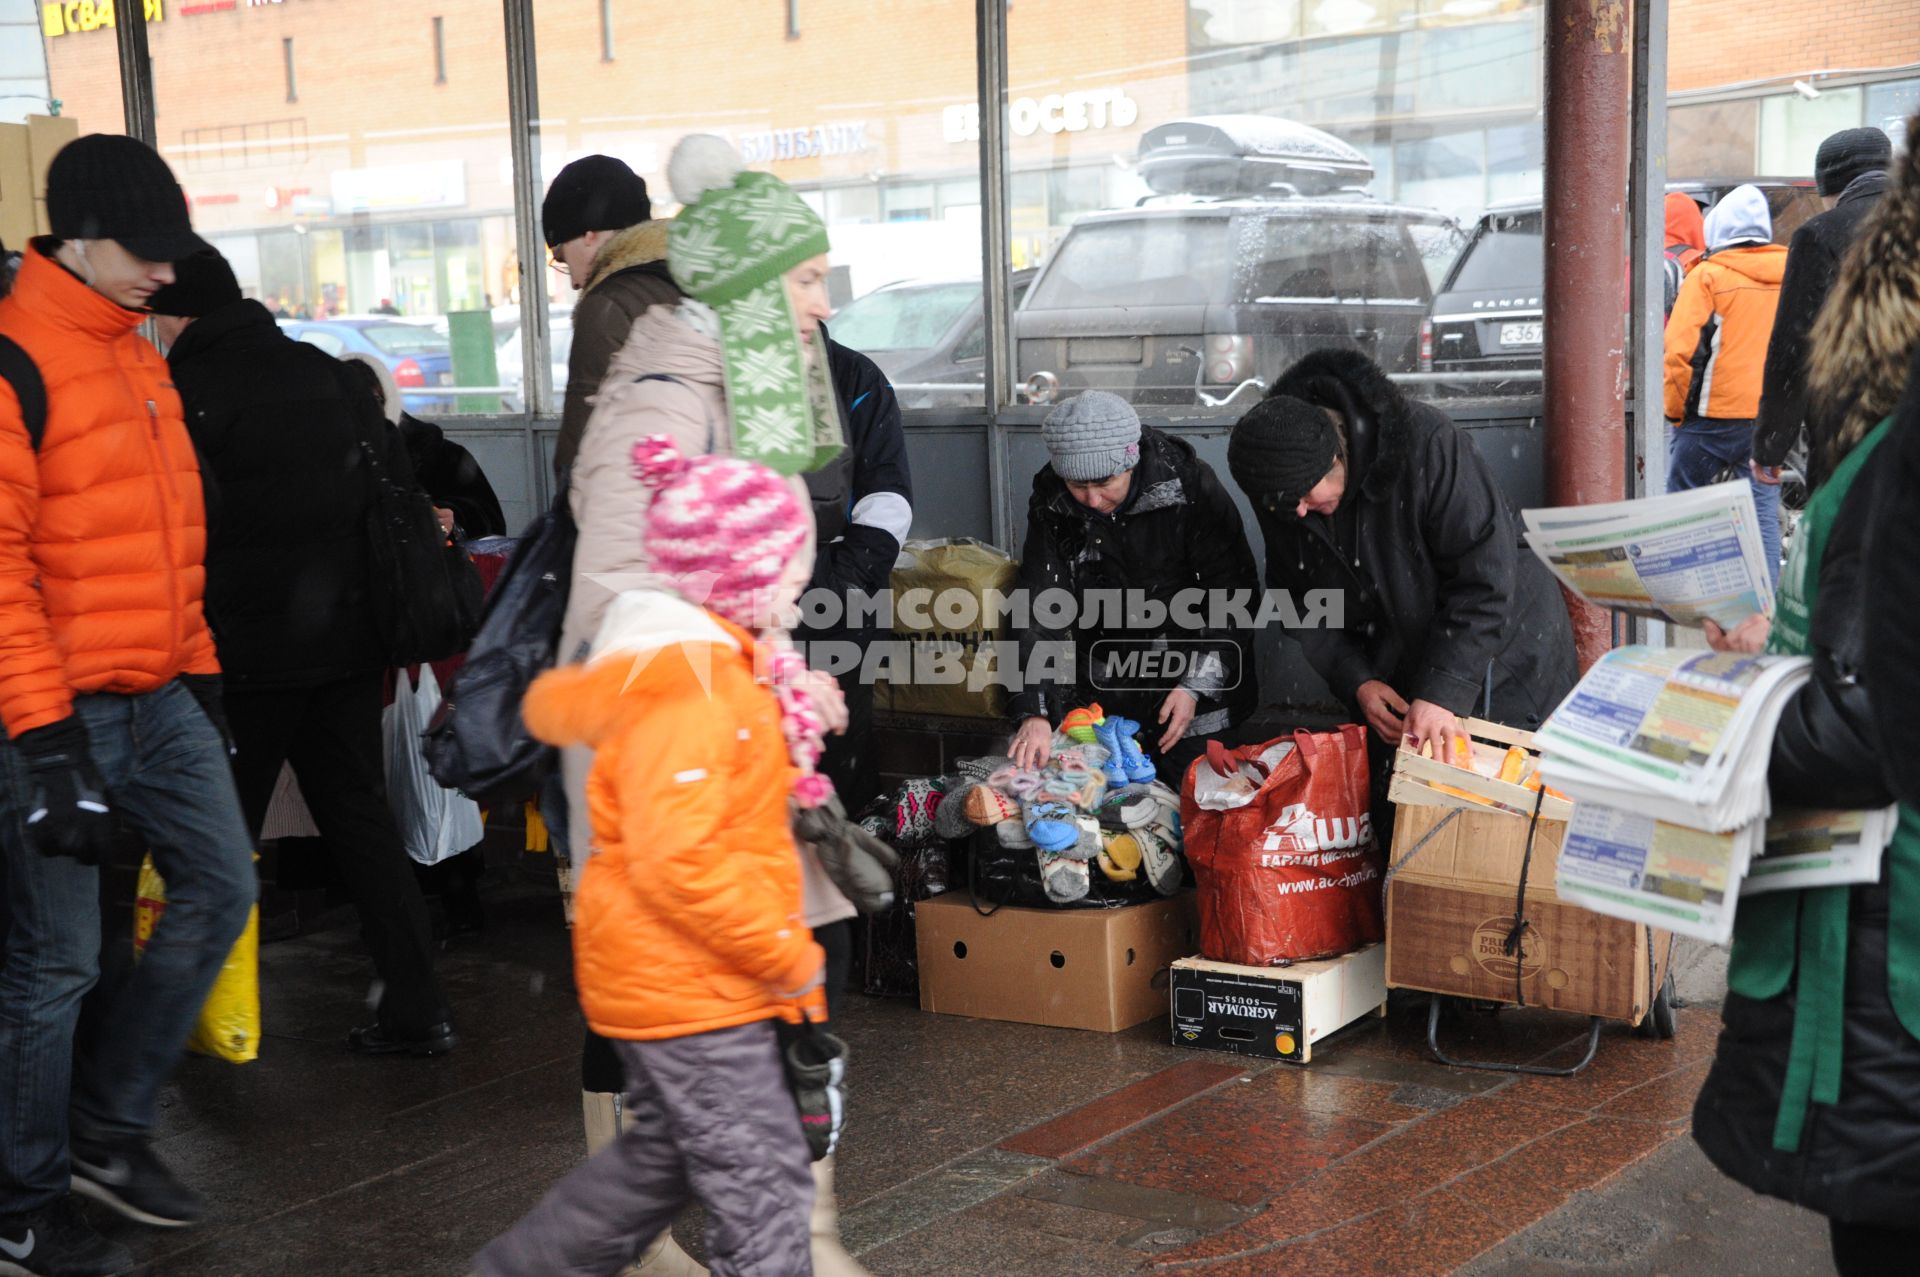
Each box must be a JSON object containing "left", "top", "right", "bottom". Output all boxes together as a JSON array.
[{"left": 542, "top": 155, "right": 677, "bottom": 481}]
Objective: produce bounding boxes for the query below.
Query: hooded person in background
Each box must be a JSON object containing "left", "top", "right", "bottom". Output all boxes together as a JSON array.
[
  {"left": 149, "top": 249, "right": 457, "bottom": 1060},
  {"left": 544, "top": 155, "right": 678, "bottom": 482},
  {"left": 341, "top": 352, "right": 506, "bottom": 540},
  {"left": 1662, "top": 191, "right": 1707, "bottom": 319},
  {"left": 1664, "top": 183, "right": 1789, "bottom": 582},
  {"left": 338, "top": 350, "right": 504, "bottom": 939},
  {"left": 1225, "top": 349, "right": 1576, "bottom": 839},
  {"left": 1753, "top": 127, "right": 1894, "bottom": 486}
]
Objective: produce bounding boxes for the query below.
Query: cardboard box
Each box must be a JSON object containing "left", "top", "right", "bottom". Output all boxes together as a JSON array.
[
  {"left": 1170, "top": 944, "right": 1386, "bottom": 1064},
  {"left": 26, "top": 115, "right": 77, "bottom": 197},
  {"left": 0, "top": 123, "right": 35, "bottom": 251},
  {"left": 915, "top": 891, "right": 1197, "bottom": 1032},
  {"left": 0, "top": 116, "right": 79, "bottom": 245},
  {"left": 1384, "top": 719, "right": 1668, "bottom": 1025}
]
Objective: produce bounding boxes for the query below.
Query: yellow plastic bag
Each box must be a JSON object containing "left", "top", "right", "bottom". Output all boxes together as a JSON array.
[{"left": 133, "top": 855, "right": 260, "bottom": 1064}]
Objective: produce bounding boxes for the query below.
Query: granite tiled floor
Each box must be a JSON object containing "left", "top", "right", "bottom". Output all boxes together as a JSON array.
[{"left": 81, "top": 867, "right": 1825, "bottom": 1276}]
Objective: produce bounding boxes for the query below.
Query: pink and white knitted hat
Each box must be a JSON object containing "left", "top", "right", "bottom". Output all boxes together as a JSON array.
[
  {"left": 631, "top": 435, "right": 809, "bottom": 627},
  {"left": 631, "top": 435, "right": 835, "bottom": 808}
]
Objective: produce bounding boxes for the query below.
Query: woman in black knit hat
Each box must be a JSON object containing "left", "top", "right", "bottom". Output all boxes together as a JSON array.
[{"left": 1226, "top": 350, "right": 1576, "bottom": 829}]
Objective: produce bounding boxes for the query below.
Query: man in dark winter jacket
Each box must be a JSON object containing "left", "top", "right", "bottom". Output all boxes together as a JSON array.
[
  {"left": 1008, "top": 391, "right": 1261, "bottom": 786},
  {"left": 1753, "top": 126, "right": 1893, "bottom": 481},
  {"left": 795, "top": 324, "right": 914, "bottom": 811},
  {"left": 545, "top": 155, "right": 679, "bottom": 479},
  {"left": 150, "top": 250, "right": 455, "bottom": 1059},
  {"left": 1226, "top": 350, "right": 1576, "bottom": 815}
]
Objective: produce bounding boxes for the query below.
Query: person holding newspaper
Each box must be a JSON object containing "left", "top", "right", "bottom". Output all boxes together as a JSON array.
[
  {"left": 1226, "top": 349, "right": 1577, "bottom": 832},
  {"left": 1694, "top": 117, "right": 1920, "bottom": 1277}
]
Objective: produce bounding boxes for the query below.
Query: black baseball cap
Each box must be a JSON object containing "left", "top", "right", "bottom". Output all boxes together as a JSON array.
[{"left": 46, "top": 134, "right": 212, "bottom": 264}]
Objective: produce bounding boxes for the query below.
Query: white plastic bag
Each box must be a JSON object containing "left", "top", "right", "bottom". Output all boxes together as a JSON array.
[
  {"left": 384, "top": 668, "right": 486, "bottom": 866},
  {"left": 1190, "top": 740, "right": 1297, "bottom": 811}
]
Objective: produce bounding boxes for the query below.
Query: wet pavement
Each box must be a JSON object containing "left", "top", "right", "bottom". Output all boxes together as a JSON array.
[{"left": 97, "top": 858, "right": 1834, "bottom": 1276}]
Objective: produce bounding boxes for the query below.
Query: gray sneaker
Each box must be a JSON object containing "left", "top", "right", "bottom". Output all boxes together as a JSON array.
[
  {"left": 0, "top": 1197, "right": 134, "bottom": 1276},
  {"left": 68, "top": 1136, "right": 204, "bottom": 1230}
]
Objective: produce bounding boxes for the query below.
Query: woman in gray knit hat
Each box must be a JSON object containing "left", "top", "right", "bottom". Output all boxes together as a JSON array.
[{"left": 1006, "top": 391, "right": 1262, "bottom": 786}]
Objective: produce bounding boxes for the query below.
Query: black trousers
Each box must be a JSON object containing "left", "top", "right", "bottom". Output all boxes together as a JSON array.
[
  {"left": 1831, "top": 1219, "right": 1920, "bottom": 1277},
  {"left": 582, "top": 920, "right": 853, "bottom": 1094},
  {"left": 819, "top": 676, "right": 879, "bottom": 815},
  {"left": 226, "top": 672, "right": 448, "bottom": 1035}
]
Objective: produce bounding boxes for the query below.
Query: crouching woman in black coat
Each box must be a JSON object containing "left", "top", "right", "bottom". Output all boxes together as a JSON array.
[{"left": 1224, "top": 349, "right": 1576, "bottom": 831}]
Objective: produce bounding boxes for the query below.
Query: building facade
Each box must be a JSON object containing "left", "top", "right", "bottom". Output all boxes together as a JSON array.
[{"left": 29, "top": 1, "right": 1918, "bottom": 324}]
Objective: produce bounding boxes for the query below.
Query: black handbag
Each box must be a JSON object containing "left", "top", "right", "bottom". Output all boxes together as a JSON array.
[
  {"left": 349, "top": 400, "right": 483, "bottom": 668},
  {"left": 422, "top": 489, "right": 577, "bottom": 805}
]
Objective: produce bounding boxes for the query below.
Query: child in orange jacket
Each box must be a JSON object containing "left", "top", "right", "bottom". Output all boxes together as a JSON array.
[{"left": 476, "top": 437, "right": 833, "bottom": 1277}]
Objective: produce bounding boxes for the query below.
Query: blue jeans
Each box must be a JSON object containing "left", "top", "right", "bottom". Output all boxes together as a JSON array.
[
  {"left": 1668, "top": 418, "right": 1782, "bottom": 586},
  {"left": 0, "top": 680, "right": 255, "bottom": 1213}
]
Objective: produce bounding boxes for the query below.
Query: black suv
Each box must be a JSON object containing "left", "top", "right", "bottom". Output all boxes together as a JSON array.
[
  {"left": 1423, "top": 179, "right": 1822, "bottom": 395},
  {"left": 1014, "top": 116, "right": 1463, "bottom": 407}
]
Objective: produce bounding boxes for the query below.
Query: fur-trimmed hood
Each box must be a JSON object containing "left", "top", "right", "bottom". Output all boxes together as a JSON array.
[
  {"left": 1807, "top": 110, "right": 1920, "bottom": 486},
  {"left": 1266, "top": 347, "right": 1417, "bottom": 501},
  {"left": 582, "top": 218, "right": 672, "bottom": 294},
  {"left": 525, "top": 587, "right": 751, "bottom": 750}
]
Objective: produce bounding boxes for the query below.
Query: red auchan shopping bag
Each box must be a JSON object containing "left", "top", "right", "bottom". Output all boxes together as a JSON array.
[{"left": 1180, "top": 725, "right": 1384, "bottom": 965}]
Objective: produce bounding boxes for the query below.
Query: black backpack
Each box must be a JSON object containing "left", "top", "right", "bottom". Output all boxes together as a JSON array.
[
  {"left": 343, "top": 386, "right": 484, "bottom": 668},
  {"left": 420, "top": 373, "right": 691, "bottom": 806},
  {"left": 0, "top": 335, "right": 48, "bottom": 450},
  {"left": 421, "top": 488, "right": 576, "bottom": 804}
]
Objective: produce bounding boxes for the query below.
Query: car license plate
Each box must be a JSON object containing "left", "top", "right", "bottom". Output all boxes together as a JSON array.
[
  {"left": 1500, "top": 321, "right": 1542, "bottom": 347},
  {"left": 437, "top": 372, "right": 454, "bottom": 386}
]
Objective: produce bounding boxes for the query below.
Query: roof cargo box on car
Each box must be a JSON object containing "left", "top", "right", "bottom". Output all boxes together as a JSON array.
[{"left": 1136, "top": 115, "right": 1375, "bottom": 198}]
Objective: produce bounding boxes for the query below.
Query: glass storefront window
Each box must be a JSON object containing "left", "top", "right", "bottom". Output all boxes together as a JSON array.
[
  {"left": 1006, "top": 1, "right": 1554, "bottom": 408},
  {"left": 534, "top": 1, "right": 982, "bottom": 411},
  {"left": 1758, "top": 87, "right": 1864, "bottom": 176},
  {"left": 1867, "top": 78, "right": 1919, "bottom": 150},
  {"left": 42, "top": 0, "right": 527, "bottom": 419},
  {"left": 1669, "top": 100, "right": 1759, "bottom": 177}
]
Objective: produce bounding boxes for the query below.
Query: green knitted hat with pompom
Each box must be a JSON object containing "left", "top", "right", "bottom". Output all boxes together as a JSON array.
[{"left": 667, "top": 135, "right": 841, "bottom": 477}]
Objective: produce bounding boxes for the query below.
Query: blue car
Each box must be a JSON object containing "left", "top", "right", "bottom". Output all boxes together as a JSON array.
[{"left": 277, "top": 318, "right": 457, "bottom": 416}]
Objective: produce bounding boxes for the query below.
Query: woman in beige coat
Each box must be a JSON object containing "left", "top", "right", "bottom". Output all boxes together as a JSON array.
[{"left": 557, "top": 134, "right": 870, "bottom": 1277}]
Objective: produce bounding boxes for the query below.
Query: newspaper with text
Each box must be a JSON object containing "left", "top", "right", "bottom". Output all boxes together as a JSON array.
[
  {"left": 1523, "top": 482, "right": 1773, "bottom": 631},
  {"left": 1535, "top": 646, "right": 1890, "bottom": 944}
]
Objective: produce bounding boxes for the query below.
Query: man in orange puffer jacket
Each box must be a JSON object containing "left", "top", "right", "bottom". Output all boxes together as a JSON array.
[{"left": 0, "top": 136, "right": 256, "bottom": 1277}]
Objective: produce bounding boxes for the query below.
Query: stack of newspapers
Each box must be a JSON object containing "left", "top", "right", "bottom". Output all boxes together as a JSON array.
[{"left": 1523, "top": 484, "right": 1895, "bottom": 944}]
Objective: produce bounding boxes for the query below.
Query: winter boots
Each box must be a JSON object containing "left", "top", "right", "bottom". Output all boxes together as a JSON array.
[
  {"left": 810, "top": 1156, "right": 872, "bottom": 1277},
  {"left": 580, "top": 1090, "right": 711, "bottom": 1277}
]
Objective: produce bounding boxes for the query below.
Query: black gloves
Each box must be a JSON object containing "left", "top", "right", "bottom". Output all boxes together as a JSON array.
[
  {"left": 179, "top": 673, "right": 232, "bottom": 753},
  {"left": 14, "top": 716, "right": 114, "bottom": 865}
]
